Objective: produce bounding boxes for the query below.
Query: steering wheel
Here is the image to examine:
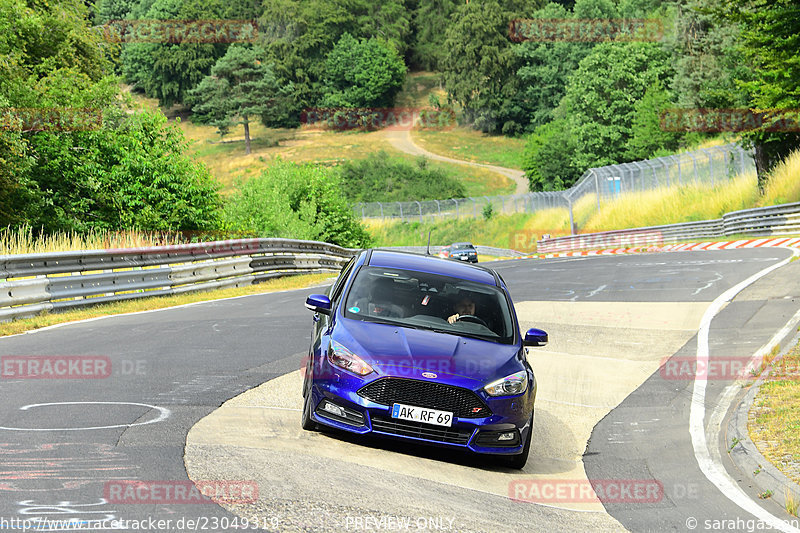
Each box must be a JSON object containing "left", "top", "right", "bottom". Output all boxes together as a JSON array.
[{"left": 455, "top": 314, "right": 488, "bottom": 327}]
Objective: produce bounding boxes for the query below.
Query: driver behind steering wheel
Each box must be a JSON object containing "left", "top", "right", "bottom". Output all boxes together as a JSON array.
[{"left": 447, "top": 292, "right": 477, "bottom": 324}]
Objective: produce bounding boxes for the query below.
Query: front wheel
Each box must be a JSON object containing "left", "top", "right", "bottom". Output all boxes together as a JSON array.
[
  {"left": 504, "top": 413, "right": 533, "bottom": 469},
  {"left": 301, "top": 366, "right": 317, "bottom": 431}
]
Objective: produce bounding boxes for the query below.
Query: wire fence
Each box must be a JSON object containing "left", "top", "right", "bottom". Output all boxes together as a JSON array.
[{"left": 353, "top": 143, "right": 755, "bottom": 232}]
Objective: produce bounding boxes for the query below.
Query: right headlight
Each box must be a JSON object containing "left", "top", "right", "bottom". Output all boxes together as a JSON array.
[
  {"left": 484, "top": 370, "right": 528, "bottom": 396},
  {"left": 328, "top": 340, "right": 373, "bottom": 376}
]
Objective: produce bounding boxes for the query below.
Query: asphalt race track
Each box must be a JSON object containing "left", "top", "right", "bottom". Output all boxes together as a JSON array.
[{"left": 1, "top": 248, "right": 799, "bottom": 532}]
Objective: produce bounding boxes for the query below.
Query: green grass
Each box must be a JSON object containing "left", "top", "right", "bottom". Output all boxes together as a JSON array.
[{"left": 411, "top": 128, "right": 527, "bottom": 170}]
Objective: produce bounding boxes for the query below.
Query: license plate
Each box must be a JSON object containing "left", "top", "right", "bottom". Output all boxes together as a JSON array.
[
  {"left": 391, "top": 403, "right": 453, "bottom": 427},
  {"left": 458, "top": 256, "right": 468, "bottom": 260}
]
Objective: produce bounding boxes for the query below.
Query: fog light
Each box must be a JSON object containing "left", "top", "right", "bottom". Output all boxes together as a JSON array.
[
  {"left": 498, "top": 432, "right": 516, "bottom": 441},
  {"left": 322, "top": 401, "right": 345, "bottom": 417},
  {"left": 316, "top": 400, "right": 366, "bottom": 426}
]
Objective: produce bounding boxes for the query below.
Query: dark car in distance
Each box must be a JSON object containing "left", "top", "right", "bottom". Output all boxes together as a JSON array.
[
  {"left": 302, "top": 249, "right": 548, "bottom": 468},
  {"left": 438, "top": 242, "right": 478, "bottom": 263}
]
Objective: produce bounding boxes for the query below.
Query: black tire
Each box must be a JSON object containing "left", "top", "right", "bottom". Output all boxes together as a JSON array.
[
  {"left": 301, "top": 364, "right": 317, "bottom": 431},
  {"left": 505, "top": 413, "right": 533, "bottom": 469}
]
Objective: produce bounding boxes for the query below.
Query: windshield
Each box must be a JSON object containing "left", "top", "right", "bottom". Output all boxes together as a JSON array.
[
  {"left": 343, "top": 266, "right": 515, "bottom": 344},
  {"left": 452, "top": 243, "right": 475, "bottom": 250}
]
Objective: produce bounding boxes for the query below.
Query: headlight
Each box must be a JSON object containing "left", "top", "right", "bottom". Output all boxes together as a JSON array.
[
  {"left": 328, "top": 340, "right": 373, "bottom": 376},
  {"left": 484, "top": 370, "right": 528, "bottom": 396}
]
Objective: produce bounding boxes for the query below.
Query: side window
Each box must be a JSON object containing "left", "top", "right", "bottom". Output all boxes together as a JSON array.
[{"left": 329, "top": 257, "right": 356, "bottom": 304}]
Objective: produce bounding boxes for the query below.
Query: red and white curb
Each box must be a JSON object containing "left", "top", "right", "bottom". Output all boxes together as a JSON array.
[{"left": 521, "top": 237, "right": 800, "bottom": 259}]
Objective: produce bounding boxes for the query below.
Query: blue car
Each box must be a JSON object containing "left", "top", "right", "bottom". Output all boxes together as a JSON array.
[{"left": 302, "top": 249, "right": 547, "bottom": 468}]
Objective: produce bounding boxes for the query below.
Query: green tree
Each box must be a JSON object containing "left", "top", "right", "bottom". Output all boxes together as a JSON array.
[
  {"left": 120, "top": 0, "right": 234, "bottom": 107},
  {"left": 711, "top": 0, "right": 800, "bottom": 189},
  {"left": 258, "top": 0, "right": 410, "bottom": 124},
  {"left": 514, "top": 2, "right": 600, "bottom": 130},
  {"left": 441, "top": 0, "right": 521, "bottom": 133},
  {"left": 410, "top": 0, "right": 458, "bottom": 70},
  {"left": 320, "top": 33, "right": 407, "bottom": 109},
  {"left": 626, "top": 82, "right": 685, "bottom": 160},
  {"left": 27, "top": 107, "right": 221, "bottom": 233},
  {"left": 94, "top": 0, "right": 139, "bottom": 24},
  {"left": 354, "top": 1, "right": 412, "bottom": 59},
  {"left": 223, "top": 160, "right": 372, "bottom": 248},
  {"left": 188, "top": 45, "right": 291, "bottom": 154},
  {"left": 564, "top": 42, "right": 673, "bottom": 169},
  {"left": 671, "top": 0, "right": 749, "bottom": 110}
]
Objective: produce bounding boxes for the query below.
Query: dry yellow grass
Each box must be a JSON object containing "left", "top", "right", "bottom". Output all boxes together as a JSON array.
[
  {"left": 581, "top": 173, "right": 758, "bottom": 231},
  {"left": 0, "top": 272, "right": 334, "bottom": 337},
  {"left": 0, "top": 225, "right": 183, "bottom": 255},
  {"left": 760, "top": 149, "right": 800, "bottom": 206},
  {"left": 749, "top": 340, "right": 800, "bottom": 486}
]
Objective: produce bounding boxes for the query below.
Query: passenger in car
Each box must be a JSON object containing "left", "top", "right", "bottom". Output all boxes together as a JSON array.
[{"left": 368, "top": 277, "right": 405, "bottom": 318}]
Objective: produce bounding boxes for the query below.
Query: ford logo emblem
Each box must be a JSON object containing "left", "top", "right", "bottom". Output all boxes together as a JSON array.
[{"left": 422, "top": 372, "right": 437, "bottom": 379}]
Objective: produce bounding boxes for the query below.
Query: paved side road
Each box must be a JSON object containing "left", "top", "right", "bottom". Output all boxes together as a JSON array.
[{"left": 384, "top": 129, "right": 528, "bottom": 195}]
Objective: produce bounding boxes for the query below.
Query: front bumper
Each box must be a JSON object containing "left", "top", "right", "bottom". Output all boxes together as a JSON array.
[{"left": 307, "top": 375, "right": 535, "bottom": 455}]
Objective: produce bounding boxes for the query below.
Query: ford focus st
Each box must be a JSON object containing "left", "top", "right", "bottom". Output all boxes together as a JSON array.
[{"left": 302, "top": 249, "right": 547, "bottom": 468}]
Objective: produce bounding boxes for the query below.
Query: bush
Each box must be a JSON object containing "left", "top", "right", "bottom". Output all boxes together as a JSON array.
[
  {"left": 26, "top": 109, "right": 221, "bottom": 233},
  {"left": 522, "top": 117, "right": 582, "bottom": 191},
  {"left": 337, "top": 151, "right": 466, "bottom": 202},
  {"left": 223, "top": 160, "right": 372, "bottom": 248}
]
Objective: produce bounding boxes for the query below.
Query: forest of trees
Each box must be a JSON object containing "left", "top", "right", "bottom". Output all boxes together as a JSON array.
[{"left": 1, "top": 0, "right": 798, "bottom": 240}]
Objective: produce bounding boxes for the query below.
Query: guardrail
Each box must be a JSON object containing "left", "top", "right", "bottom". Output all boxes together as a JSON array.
[
  {"left": 537, "top": 201, "right": 800, "bottom": 253},
  {"left": 0, "top": 238, "right": 357, "bottom": 322},
  {"left": 379, "top": 245, "right": 527, "bottom": 257}
]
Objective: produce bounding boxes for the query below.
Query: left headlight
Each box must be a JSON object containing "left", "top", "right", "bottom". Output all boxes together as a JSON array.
[
  {"left": 484, "top": 370, "right": 528, "bottom": 396},
  {"left": 328, "top": 340, "right": 374, "bottom": 376}
]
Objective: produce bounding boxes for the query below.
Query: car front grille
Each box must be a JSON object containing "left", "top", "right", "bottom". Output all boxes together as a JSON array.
[
  {"left": 357, "top": 377, "right": 491, "bottom": 418},
  {"left": 370, "top": 415, "right": 473, "bottom": 445}
]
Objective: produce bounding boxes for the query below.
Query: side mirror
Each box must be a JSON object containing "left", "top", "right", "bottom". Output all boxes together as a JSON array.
[
  {"left": 305, "top": 294, "right": 332, "bottom": 315},
  {"left": 522, "top": 328, "right": 548, "bottom": 347}
]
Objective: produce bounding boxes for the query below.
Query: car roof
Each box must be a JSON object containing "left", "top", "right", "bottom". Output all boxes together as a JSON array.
[
  {"left": 451, "top": 242, "right": 474, "bottom": 247},
  {"left": 367, "top": 249, "right": 496, "bottom": 285}
]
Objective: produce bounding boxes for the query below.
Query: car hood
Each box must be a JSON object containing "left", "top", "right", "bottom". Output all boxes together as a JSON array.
[{"left": 337, "top": 318, "right": 521, "bottom": 386}]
